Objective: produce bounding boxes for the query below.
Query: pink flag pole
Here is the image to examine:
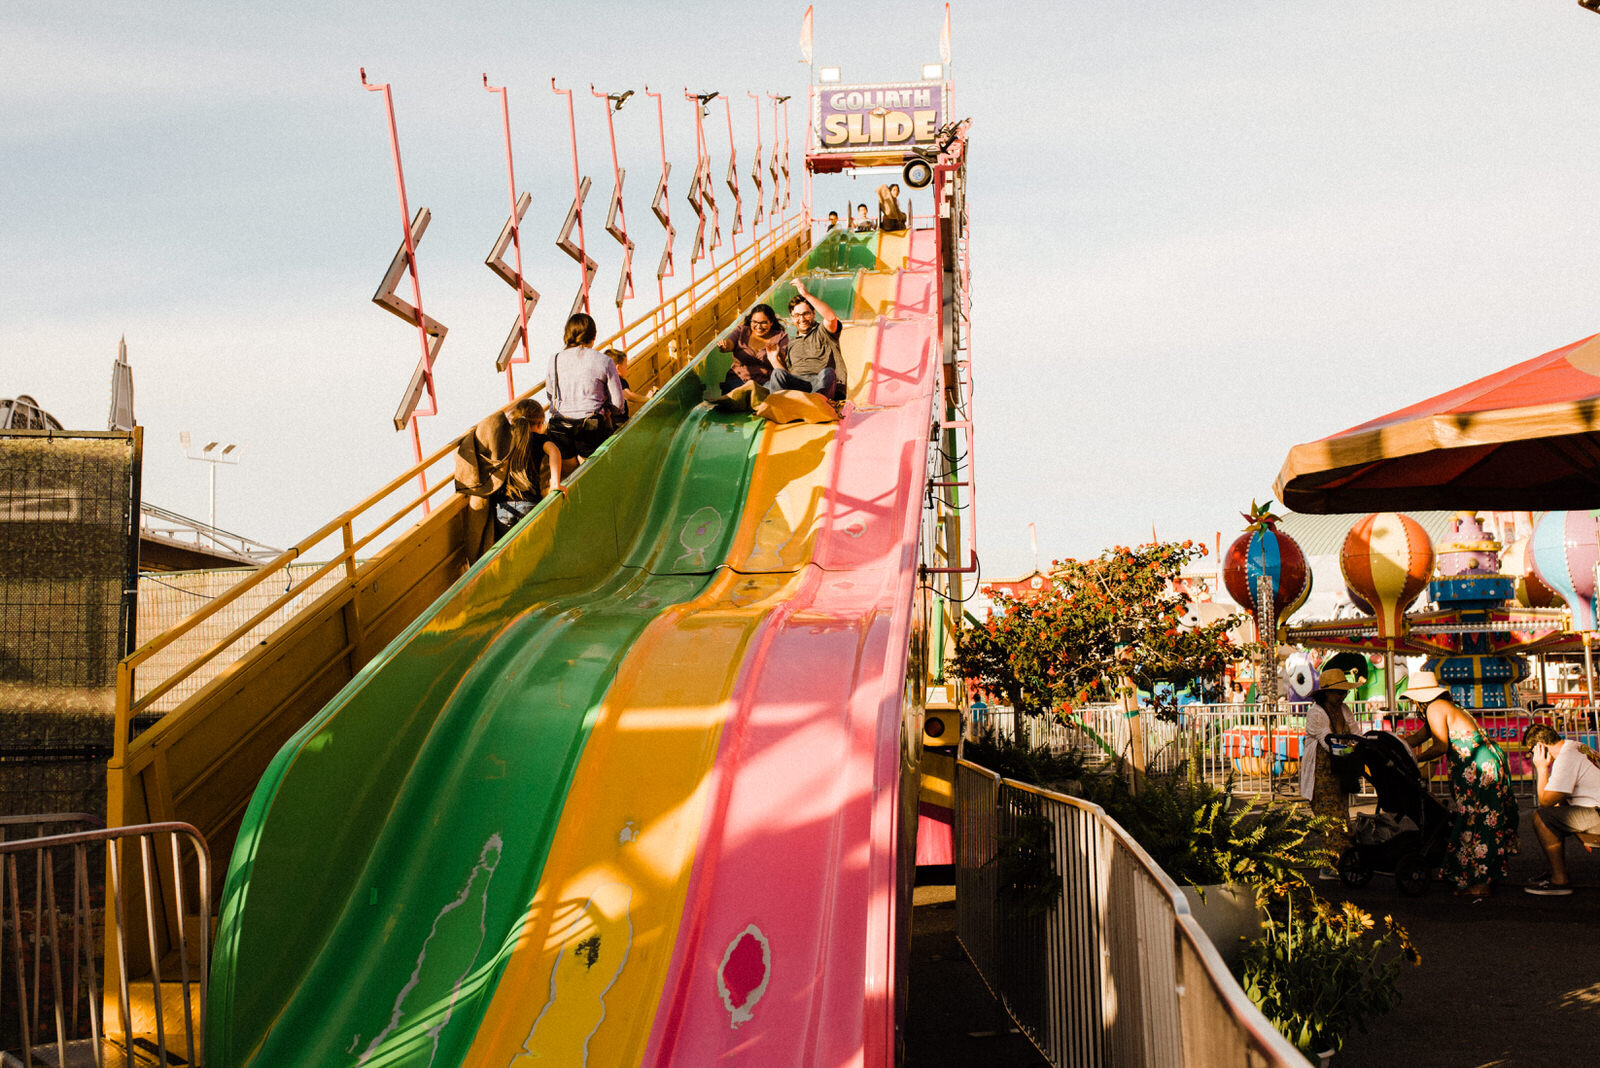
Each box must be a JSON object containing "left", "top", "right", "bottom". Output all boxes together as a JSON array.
[
  {"left": 643, "top": 86, "right": 675, "bottom": 314},
  {"left": 483, "top": 74, "right": 531, "bottom": 402},
  {"left": 747, "top": 91, "right": 766, "bottom": 247},
  {"left": 591, "top": 85, "right": 637, "bottom": 338},
  {"left": 552, "top": 78, "right": 592, "bottom": 314},
  {"left": 722, "top": 95, "right": 742, "bottom": 257},
  {"left": 360, "top": 68, "right": 438, "bottom": 507}
]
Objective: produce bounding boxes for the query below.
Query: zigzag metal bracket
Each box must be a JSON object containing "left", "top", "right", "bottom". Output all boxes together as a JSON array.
[
  {"left": 772, "top": 94, "right": 792, "bottom": 212},
  {"left": 748, "top": 92, "right": 765, "bottom": 231},
  {"left": 605, "top": 168, "right": 635, "bottom": 309},
  {"left": 781, "top": 142, "right": 791, "bottom": 211},
  {"left": 725, "top": 155, "right": 743, "bottom": 240},
  {"left": 372, "top": 206, "right": 447, "bottom": 430},
  {"left": 723, "top": 98, "right": 742, "bottom": 244},
  {"left": 698, "top": 161, "right": 721, "bottom": 256},
  {"left": 687, "top": 156, "right": 710, "bottom": 263},
  {"left": 769, "top": 142, "right": 780, "bottom": 218},
  {"left": 686, "top": 89, "right": 721, "bottom": 265},
  {"left": 652, "top": 161, "right": 675, "bottom": 283},
  {"left": 556, "top": 176, "right": 600, "bottom": 317},
  {"left": 486, "top": 190, "right": 541, "bottom": 373}
]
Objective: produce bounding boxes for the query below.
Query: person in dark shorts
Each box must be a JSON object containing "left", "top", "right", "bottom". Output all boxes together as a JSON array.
[
  {"left": 455, "top": 410, "right": 512, "bottom": 563},
  {"left": 546, "top": 312, "right": 626, "bottom": 471},
  {"left": 1523, "top": 723, "right": 1600, "bottom": 895},
  {"left": 770, "top": 280, "right": 846, "bottom": 401}
]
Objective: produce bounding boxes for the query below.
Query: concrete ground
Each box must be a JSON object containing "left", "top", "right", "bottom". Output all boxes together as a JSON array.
[
  {"left": 905, "top": 879, "right": 1046, "bottom": 1066},
  {"left": 907, "top": 801, "right": 1600, "bottom": 1068},
  {"left": 1327, "top": 801, "right": 1600, "bottom": 1067}
]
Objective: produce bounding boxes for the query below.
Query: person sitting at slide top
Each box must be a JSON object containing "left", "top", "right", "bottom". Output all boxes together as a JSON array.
[
  {"left": 546, "top": 312, "right": 625, "bottom": 471},
  {"left": 716, "top": 303, "right": 789, "bottom": 394},
  {"left": 771, "top": 281, "right": 846, "bottom": 401},
  {"left": 825, "top": 211, "right": 840, "bottom": 232},
  {"left": 603, "top": 348, "right": 655, "bottom": 425},
  {"left": 877, "top": 183, "right": 906, "bottom": 233},
  {"left": 1522, "top": 722, "right": 1600, "bottom": 895},
  {"left": 851, "top": 204, "right": 875, "bottom": 232},
  {"left": 454, "top": 398, "right": 565, "bottom": 563}
]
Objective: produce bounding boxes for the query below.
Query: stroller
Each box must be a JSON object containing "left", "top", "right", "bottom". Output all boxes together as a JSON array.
[{"left": 1325, "top": 730, "right": 1452, "bottom": 896}]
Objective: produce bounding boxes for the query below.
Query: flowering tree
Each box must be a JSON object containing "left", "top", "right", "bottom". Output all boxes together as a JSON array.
[{"left": 951, "top": 541, "right": 1249, "bottom": 717}]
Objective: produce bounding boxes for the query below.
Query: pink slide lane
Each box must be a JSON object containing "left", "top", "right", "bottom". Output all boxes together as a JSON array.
[{"left": 640, "top": 298, "right": 940, "bottom": 1066}]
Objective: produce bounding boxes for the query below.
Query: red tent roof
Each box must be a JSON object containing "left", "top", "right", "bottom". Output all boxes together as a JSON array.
[{"left": 1275, "top": 333, "right": 1600, "bottom": 513}]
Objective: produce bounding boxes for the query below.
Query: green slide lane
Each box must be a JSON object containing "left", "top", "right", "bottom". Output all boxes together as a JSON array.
[{"left": 207, "top": 358, "right": 768, "bottom": 1067}]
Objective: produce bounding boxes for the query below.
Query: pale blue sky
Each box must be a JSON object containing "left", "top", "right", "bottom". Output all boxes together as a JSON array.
[{"left": 7, "top": 2, "right": 1600, "bottom": 579}]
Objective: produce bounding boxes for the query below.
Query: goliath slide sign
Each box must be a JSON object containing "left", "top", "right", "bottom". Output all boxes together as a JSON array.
[{"left": 815, "top": 82, "right": 946, "bottom": 154}]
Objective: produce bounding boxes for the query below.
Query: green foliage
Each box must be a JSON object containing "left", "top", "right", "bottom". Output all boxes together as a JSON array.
[
  {"left": 949, "top": 541, "right": 1252, "bottom": 717},
  {"left": 1074, "top": 769, "right": 1336, "bottom": 892},
  {"left": 962, "top": 725, "right": 1086, "bottom": 789},
  {"left": 1240, "top": 886, "right": 1420, "bottom": 1054}
]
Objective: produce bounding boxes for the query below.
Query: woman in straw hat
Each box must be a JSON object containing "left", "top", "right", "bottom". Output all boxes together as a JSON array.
[
  {"left": 1301, "top": 667, "right": 1359, "bottom": 878},
  {"left": 1403, "top": 671, "right": 1519, "bottom": 897}
]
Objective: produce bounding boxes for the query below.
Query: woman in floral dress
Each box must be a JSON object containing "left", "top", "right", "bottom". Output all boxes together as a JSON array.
[{"left": 1403, "top": 671, "right": 1519, "bottom": 897}]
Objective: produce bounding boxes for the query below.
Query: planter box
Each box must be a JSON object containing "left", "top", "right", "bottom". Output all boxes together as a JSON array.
[{"left": 1179, "top": 882, "right": 1264, "bottom": 969}]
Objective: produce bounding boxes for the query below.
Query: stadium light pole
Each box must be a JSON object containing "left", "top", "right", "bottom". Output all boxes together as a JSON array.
[{"left": 179, "top": 431, "right": 241, "bottom": 546}]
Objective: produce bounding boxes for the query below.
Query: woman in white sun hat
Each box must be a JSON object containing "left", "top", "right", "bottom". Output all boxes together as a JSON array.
[
  {"left": 1301, "top": 667, "right": 1358, "bottom": 877},
  {"left": 1402, "top": 670, "right": 1519, "bottom": 898}
]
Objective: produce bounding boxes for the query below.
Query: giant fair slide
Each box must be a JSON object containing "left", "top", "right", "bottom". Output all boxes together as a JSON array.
[{"left": 208, "top": 225, "right": 943, "bottom": 1067}]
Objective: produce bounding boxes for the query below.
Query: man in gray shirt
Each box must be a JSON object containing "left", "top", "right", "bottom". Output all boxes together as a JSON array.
[{"left": 770, "top": 279, "right": 846, "bottom": 400}]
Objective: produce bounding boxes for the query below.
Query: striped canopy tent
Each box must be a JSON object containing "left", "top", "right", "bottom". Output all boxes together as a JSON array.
[{"left": 1275, "top": 332, "right": 1600, "bottom": 513}]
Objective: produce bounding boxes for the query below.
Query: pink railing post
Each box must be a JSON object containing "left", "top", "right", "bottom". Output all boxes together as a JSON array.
[
  {"left": 803, "top": 87, "right": 815, "bottom": 226},
  {"left": 552, "top": 78, "right": 597, "bottom": 317},
  {"left": 360, "top": 67, "right": 442, "bottom": 511},
  {"left": 592, "top": 85, "right": 637, "bottom": 338},
  {"left": 747, "top": 92, "right": 765, "bottom": 239},
  {"left": 777, "top": 94, "right": 792, "bottom": 214},
  {"left": 722, "top": 96, "right": 742, "bottom": 257},
  {"left": 684, "top": 89, "right": 721, "bottom": 282},
  {"left": 644, "top": 86, "right": 676, "bottom": 314},
  {"left": 483, "top": 74, "right": 536, "bottom": 402},
  {"left": 767, "top": 94, "right": 782, "bottom": 222}
]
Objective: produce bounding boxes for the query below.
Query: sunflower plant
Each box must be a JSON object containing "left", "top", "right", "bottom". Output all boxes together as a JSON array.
[{"left": 1238, "top": 884, "right": 1420, "bottom": 1055}]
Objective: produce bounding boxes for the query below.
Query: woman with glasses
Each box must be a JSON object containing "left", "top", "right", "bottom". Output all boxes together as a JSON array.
[
  {"left": 715, "top": 303, "right": 788, "bottom": 394},
  {"left": 1402, "top": 671, "right": 1519, "bottom": 898}
]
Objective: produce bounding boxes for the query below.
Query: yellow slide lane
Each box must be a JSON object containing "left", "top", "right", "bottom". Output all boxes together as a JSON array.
[
  {"left": 853, "top": 271, "right": 900, "bottom": 321},
  {"left": 461, "top": 417, "right": 840, "bottom": 1067}
]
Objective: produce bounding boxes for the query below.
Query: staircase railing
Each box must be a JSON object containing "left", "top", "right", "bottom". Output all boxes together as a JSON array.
[{"left": 113, "top": 210, "right": 808, "bottom": 760}]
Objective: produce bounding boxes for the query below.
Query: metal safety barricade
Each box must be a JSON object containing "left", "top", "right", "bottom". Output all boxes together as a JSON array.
[{"left": 954, "top": 761, "right": 1309, "bottom": 1068}]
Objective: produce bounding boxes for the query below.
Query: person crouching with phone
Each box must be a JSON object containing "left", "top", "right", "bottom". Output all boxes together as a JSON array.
[{"left": 1522, "top": 723, "right": 1600, "bottom": 895}]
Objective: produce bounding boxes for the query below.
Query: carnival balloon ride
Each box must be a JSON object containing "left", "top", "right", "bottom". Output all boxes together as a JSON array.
[
  {"left": 1221, "top": 502, "right": 1311, "bottom": 705},
  {"left": 1288, "top": 511, "right": 1576, "bottom": 709}
]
